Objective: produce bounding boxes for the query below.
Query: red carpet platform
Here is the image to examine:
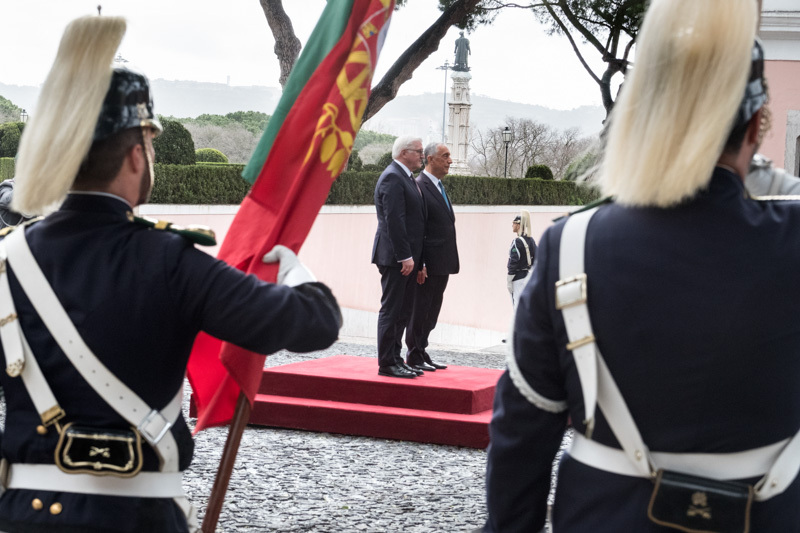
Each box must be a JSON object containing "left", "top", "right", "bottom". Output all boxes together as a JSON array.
[{"left": 249, "top": 355, "right": 503, "bottom": 448}]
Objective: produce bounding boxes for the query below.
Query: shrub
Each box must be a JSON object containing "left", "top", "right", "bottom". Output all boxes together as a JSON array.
[
  {"left": 347, "top": 149, "right": 363, "bottom": 172},
  {"left": 327, "top": 172, "right": 379, "bottom": 204},
  {"left": 376, "top": 151, "right": 393, "bottom": 169},
  {"left": 0, "top": 122, "right": 24, "bottom": 158},
  {"left": 0, "top": 157, "right": 14, "bottom": 180},
  {"left": 154, "top": 120, "right": 196, "bottom": 165},
  {"left": 525, "top": 164, "right": 554, "bottom": 180},
  {"left": 150, "top": 164, "right": 249, "bottom": 204},
  {"left": 196, "top": 148, "right": 229, "bottom": 163}
]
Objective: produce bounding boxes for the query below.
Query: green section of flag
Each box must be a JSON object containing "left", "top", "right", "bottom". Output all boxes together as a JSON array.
[{"left": 242, "top": 0, "right": 356, "bottom": 184}]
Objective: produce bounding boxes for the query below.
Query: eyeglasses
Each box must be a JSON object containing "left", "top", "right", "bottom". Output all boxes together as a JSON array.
[{"left": 406, "top": 149, "right": 423, "bottom": 154}]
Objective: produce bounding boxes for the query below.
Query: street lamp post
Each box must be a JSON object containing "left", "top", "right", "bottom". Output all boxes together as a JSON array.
[
  {"left": 502, "top": 126, "right": 512, "bottom": 178},
  {"left": 20, "top": 109, "right": 27, "bottom": 123},
  {"left": 436, "top": 60, "right": 450, "bottom": 143}
]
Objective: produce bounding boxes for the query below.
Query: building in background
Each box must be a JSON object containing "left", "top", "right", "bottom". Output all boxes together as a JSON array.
[{"left": 760, "top": 0, "right": 800, "bottom": 174}]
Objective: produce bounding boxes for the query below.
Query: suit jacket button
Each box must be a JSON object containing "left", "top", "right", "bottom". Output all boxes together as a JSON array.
[
  {"left": 36, "top": 425, "right": 47, "bottom": 435},
  {"left": 50, "top": 502, "right": 62, "bottom": 515},
  {"left": 31, "top": 498, "right": 43, "bottom": 511}
]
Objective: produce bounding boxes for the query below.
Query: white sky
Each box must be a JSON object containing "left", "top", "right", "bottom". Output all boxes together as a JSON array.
[{"left": 0, "top": 1, "right": 612, "bottom": 111}]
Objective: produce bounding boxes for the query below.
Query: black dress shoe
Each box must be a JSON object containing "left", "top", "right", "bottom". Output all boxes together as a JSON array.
[
  {"left": 423, "top": 353, "right": 447, "bottom": 370},
  {"left": 400, "top": 361, "right": 424, "bottom": 376},
  {"left": 407, "top": 359, "right": 436, "bottom": 372},
  {"left": 378, "top": 364, "right": 417, "bottom": 379}
]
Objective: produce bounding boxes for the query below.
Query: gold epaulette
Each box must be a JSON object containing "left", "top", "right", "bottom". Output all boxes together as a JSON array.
[
  {"left": 131, "top": 215, "right": 217, "bottom": 246},
  {"left": 553, "top": 196, "right": 614, "bottom": 222}
]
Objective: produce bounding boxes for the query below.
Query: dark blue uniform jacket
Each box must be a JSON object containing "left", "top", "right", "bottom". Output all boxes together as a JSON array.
[
  {"left": 485, "top": 168, "right": 800, "bottom": 532},
  {"left": 0, "top": 193, "right": 340, "bottom": 533}
]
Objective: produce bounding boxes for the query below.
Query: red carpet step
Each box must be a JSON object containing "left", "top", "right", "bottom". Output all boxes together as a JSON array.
[{"left": 250, "top": 355, "right": 503, "bottom": 448}]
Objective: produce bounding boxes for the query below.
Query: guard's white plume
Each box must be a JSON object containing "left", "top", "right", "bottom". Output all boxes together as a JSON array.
[
  {"left": 13, "top": 16, "right": 126, "bottom": 215},
  {"left": 597, "top": 0, "right": 757, "bottom": 207}
]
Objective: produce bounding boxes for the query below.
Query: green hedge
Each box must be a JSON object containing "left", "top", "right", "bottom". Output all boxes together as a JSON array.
[
  {"left": 150, "top": 164, "right": 249, "bottom": 204},
  {"left": 325, "top": 172, "right": 598, "bottom": 206},
  {"left": 443, "top": 175, "right": 598, "bottom": 205},
  {"left": 0, "top": 157, "right": 14, "bottom": 180},
  {"left": 0, "top": 158, "right": 599, "bottom": 206},
  {"left": 327, "top": 172, "right": 378, "bottom": 204}
]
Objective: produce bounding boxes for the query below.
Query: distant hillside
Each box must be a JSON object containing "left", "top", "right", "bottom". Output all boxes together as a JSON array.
[
  {"left": 150, "top": 80, "right": 281, "bottom": 118},
  {"left": 0, "top": 84, "right": 39, "bottom": 114},
  {"left": 0, "top": 79, "right": 604, "bottom": 137},
  {"left": 363, "top": 93, "right": 605, "bottom": 138}
]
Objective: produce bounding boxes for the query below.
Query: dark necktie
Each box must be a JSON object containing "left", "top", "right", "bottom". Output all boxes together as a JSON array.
[
  {"left": 411, "top": 176, "right": 422, "bottom": 196},
  {"left": 438, "top": 181, "right": 450, "bottom": 210}
]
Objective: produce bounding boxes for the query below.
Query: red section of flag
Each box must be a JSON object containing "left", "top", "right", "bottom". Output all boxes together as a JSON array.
[{"left": 188, "top": 0, "right": 393, "bottom": 432}]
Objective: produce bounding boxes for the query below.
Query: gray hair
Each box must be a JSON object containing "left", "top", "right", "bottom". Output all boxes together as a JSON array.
[
  {"left": 423, "top": 142, "right": 440, "bottom": 163},
  {"left": 392, "top": 136, "right": 422, "bottom": 159}
]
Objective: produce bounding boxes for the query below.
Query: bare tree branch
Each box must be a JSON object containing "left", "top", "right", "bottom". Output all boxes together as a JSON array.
[
  {"left": 363, "top": 0, "right": 484, "bottom": 122},
  {"left": 553, "top": 0, "right": 607, "bottom": 54},
  {"left": 543, "top": 3, "right": 601, "bottom": 86}
]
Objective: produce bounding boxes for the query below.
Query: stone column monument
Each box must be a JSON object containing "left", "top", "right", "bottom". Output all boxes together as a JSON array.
[{"left": 447, "top": 32, "right": 472, "bottom": 175}]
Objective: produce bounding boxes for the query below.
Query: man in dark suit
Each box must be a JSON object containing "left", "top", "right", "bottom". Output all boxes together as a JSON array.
[
  {"left": 372, "top": 136, "right": 426, "bottom": 379},
  {"left": 405, "top": 143, "right": 458, "bottom": 372}
]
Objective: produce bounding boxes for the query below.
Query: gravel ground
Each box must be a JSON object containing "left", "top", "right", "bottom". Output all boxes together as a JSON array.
[
  {"left": 0, "top": 337, "right": 571, "bottom": 532},
  {"left": 183, "top": 338, "right": 507, "bottom": 533}
]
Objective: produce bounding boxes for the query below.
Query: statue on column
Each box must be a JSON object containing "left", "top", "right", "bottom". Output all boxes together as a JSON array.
[{"left": 453, "top": 31, "right": 471, "bottom": 72}]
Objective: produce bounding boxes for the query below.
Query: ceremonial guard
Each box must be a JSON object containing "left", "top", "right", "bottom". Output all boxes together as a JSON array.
[
  {"left": 0, "top": 15, "right": 341, "bottom": 533},
  {"left": 484, "top": 0, "right": 800, "bottom": 531}
]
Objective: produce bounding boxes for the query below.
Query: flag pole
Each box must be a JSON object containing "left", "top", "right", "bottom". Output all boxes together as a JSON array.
[{"left": 201, "top": 392, "right": 251, "bottom": 532}]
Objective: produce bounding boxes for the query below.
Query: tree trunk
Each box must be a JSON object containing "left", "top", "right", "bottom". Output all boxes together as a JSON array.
[
  {"left": 259, "top": 0, "right": 301, "bottom": 89},
  {"left": 599, "top": 60, "right": 625, "bottom": 117},
  {"left": 363, "top": 0, "right": 483, "bottom": 122},
  {"left": 261, "top": 0, "right": 486, "bottom": 120}
]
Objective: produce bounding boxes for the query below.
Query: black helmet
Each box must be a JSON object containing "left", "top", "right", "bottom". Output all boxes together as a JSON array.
[
  {"left": 733, "top": 39, "right": 766, "bottom": 131},
  {"left": 93, "top": 65, "right": 163, "bottom": 142}
]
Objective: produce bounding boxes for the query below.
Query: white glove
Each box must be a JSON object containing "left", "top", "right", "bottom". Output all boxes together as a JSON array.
[{"left": 262, "top": 245, "right": 317, "bottom": 287}]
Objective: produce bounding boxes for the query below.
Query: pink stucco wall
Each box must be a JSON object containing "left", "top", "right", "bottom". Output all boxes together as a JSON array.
[
  {"left": 140, "top": 206, "right": 568, "bottom": 337},
  {"left": 299, "top": 208, "right": 564, "bottom": 333},
  {"left": 762, "top": 60, "right": 800, "bottom": 167}
]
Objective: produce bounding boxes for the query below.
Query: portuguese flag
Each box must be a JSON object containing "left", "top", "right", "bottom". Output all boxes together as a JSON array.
[{"left": 187, "top": 0, "right": 395, "bottom": 432}]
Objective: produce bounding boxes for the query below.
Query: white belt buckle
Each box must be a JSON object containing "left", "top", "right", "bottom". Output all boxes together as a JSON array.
[
  {"left": 138, "top": 410, "right": 172, "bottom": 445},
  {"left": 555, "top": 273, "right": 588, "bottom": 310}
]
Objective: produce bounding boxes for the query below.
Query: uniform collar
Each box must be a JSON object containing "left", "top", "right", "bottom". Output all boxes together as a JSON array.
[
  {"left": 706, "top": 166, "right": 746, "bottom": 197},
  {"left": 60, "top": 192, "right": 134, "bottom": 218}
]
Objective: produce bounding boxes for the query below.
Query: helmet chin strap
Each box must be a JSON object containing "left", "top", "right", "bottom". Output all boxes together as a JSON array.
[{"left": 138, "top": 125, "right": 155, "bottom": 205}]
